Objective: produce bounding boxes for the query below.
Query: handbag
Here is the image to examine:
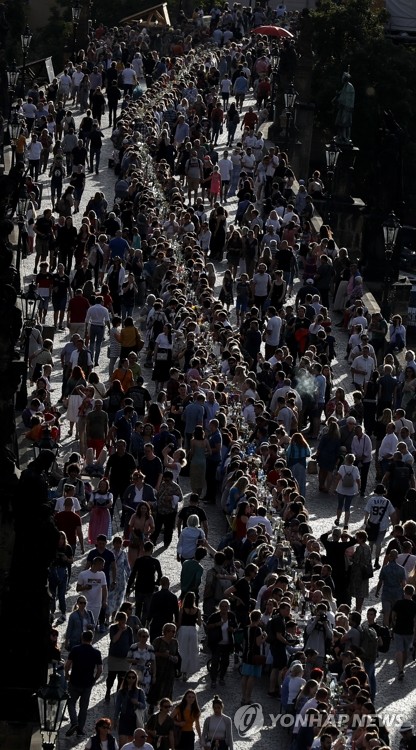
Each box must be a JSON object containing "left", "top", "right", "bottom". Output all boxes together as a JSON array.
[
  {"left": 135, "top": 707, "right": 146, "bottom": 728},
  {"left": 307, "top": 458, "right": 317, "bottom": 475},
  {"left": 360, "top": 562, "right": 374, "bottom": 579},
  {"left": 156, "top": 350, "right": 169, "bottom": 361}
]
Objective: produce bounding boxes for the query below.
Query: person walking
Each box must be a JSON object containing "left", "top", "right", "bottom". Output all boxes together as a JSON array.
[
  {"left": 391, "top": 583, "right": 416, "bottom": 682},
  {"left": 115, "top": 670, "right": 146, "bottom": 746},
  {"left": 64, "top": 630, "right": 103, "bottom": 737},
  {"left": 202, "top": 695, "right": 234, "bottom": 750},
  {"left": 177, "top": 592, "right": 201, "bottom": 681},
  {"left": 171, "top": 690, "right": 202, "bottom": 750},
  {"left": 376, "top": 548, "right": 406, "bottom": 625},
  {"left": 105, "top": 610, "right": 134, "bottom": 702},
  {"left": 84, "top": 717, "right": 119, "bottom": 750},
  {"left": 333, "top": 453, "right": 361, "bottom": 528},
  {"left": 76, "top": 556, "right": 108, "bottom": 625},
  {"left": 349, "top": 530, "right": 373, "bottom": 612},
  {"left": 364, "top": 485, "right": 395, "bottom": 569}
]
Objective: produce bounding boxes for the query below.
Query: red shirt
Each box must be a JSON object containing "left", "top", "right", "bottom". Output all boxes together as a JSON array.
[
  {"left": 68, "top": 295, "right": 90, "bottom": 323},
  {"left": 54, "top": 510, "right": 81, "bottom": 545}
]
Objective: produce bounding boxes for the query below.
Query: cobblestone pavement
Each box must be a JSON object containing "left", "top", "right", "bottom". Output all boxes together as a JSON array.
[{"left": 14, "top": 85, "right": 415, "bottom": 750}]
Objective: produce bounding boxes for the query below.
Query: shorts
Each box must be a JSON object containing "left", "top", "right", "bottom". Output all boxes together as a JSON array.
[
  {"left": 38, "top": 296, "right": 50, "bottom": 312},
  {"left": 393, "top": 633, "right": 413, "bottom": 653},
  {"left": 52, "top": 297, "right": 67, "bottom": 312},
  {"left": 241, "top": 663, "right": 262, "bottom": 678},
  {"left": 236, "top": 299, "right": 248, "bottom": 313},
  {"left": 187, "top": 177, "right": 200, "bottom": 191},
  {"left": 336, "top": 492, "right": 353, "bottom": 513},
  {"left": 270, "top": 644, "right": 288, "bottom": 670}
]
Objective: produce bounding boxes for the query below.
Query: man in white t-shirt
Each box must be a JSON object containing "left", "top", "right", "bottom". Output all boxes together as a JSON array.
[
  {"left": 218, "top": 151, "right": 233, "bottom": 203},
  {"left": 264, "top": 307, "right": 282, "bottom": 359},
  {"left": 121, "top": 63, "right": 137, "bottom": 94},
  {"left": 55, "top": 484, "right": 81, "bottom": 513},
  {"left": 364, "top": 485, "right": 395, "bottom": 568},
  {"left": 351, "top": 345, "right": 375, "bottom": 388},
  {"left": 77, "top": 557, "right": 107, "bottom": 625},
  {"left": 120, "top": 727, "right": 154, "bottom": 750},
  {"left": 397, "top": 541, "right": 416, "bottom": 579},
  {"left": 247, "top": 510, "right": 273, "bottom": 536},
  {"left": 251, "top": 263, "right": 271, "bottom": 309},
  {"left": 394, "top": 409, "right": 415, "bottom": 436}
]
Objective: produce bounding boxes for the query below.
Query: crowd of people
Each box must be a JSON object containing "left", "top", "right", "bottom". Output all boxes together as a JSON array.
[{"left": 12, "top": 4, "right": 416, "bottom": 750}]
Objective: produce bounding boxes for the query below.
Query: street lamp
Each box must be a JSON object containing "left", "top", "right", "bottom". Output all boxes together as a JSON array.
[
  {"left": 381, "top": 210, "right": 401, "bottom": 317},
  {"left": 16, "top": 283, "right": 41, "bottom": 409},
  {"left": 15, "top": 186, "right": 30, "bottom": 285},
  {"left": 37, "top": 669, "right": 68, "bottom": 750},
  {"left": 9, "top": 110, "right": 21, "bottom": 168},
  {"left": 283, "top": 82, "right": 297, "bottom": 149},
  {"left": 21, "top": 24, "right": 32, "bottom": 98},
  {"left": 6, "top": 60, "right": 19, "bottom": 117},
  {"left": 324, "top": 137, "right": 341, "bottom": 223},
  {"left": 72, "top": 1, "right": 81, "bottom": 60}
]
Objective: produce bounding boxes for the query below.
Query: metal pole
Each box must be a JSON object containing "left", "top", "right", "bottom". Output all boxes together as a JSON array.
[
  {"left": 15, "top": 324, "right": 31, "bottom": 409},
  {"left": 22, "top": 50, "right": 26, "bottom": 98},
  {"left": 11, "top": 143, "right": 16, "bottom": 168},
  {"left": 16, "top": 220, "right": 23, "bottom": 290},
  {"left": 73, "top": 23, "right": 78, "bottom": 60}
]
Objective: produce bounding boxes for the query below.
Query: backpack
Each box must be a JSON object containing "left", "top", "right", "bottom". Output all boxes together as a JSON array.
[
  {"left": 341, "top": 468, "right": 355, "bottom": 489},
  {"left": 377, "top": 624, "right": 391, "bottom": 653},
  {"left": 359, "top": 624, "right": 378, "bottom": 663}
]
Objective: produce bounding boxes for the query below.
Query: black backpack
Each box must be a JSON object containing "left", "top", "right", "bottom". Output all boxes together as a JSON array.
[
  {"left": 377, "top": 624, "right": 391, "bottom": 653},
  {"left": 150, "top": 312, "right": 165, "bottom": 343}
]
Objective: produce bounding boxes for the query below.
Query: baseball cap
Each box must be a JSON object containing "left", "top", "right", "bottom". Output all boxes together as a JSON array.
[{"left": 400, "top": 723, "right": 414, "bottom": 733}]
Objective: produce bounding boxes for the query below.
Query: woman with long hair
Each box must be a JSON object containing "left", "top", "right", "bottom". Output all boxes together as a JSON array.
[
  {"left": 128, "top": 501, "right": 155, "bottom": 566},
  {"left": 144, "top": 402, "right": 164, "bottom": 434},
  {"left": 146, "top": 698, "right": 175, "bottom": 750},
  {"left": 153, "top": 323, "right": 173, "bottom": 393},
  {"left": 189, "top": 425, "right": 210, "bottom": 495},
  {"left": 349, "top": 530, "right": 372, "bottom": 612},
  {"left": 316, "top": 419, "right": 341, "bottom": 493},
  {"left": 120, "top": 316, "right": 143, "bottom": 360},
  {"left": 107, "top": 256, "right": 126, "bottom": 315},
  {"left": 104, "top": 379, "right": 124, "bottom": 426},
  {"left": 108, "top": 536, "right": 130, "bottom": 621},
  {"left": 74, "top": 221, "right": 96, "bottom": 268},
  {"left": 87, "top": 478, "right": 113, "bottom": 543},
  {"left": 64, "top": 595, "right": 95, "bottom": 650},
  {"left": 241, "top": 609, "right": 266, "bottom": 706},
  {"left": 202, "top": 695, "right": 234, "bottom": 750},
  {"left": 286, "top": 432, "right": 311, "bottom": 498},
  {"left": 114, "top": 670, "right": 146, "bottom": 747},
  {"left": 65, "top": 365, "right": 87, "bottom": 437},
  {"left": 172, "top": 690, "right": 202, "bottom": 750},
  {"left": 177, "top": 592, "right": 202, "bottom": 681},
  {"left": 151, "top": 623, "right": 179, "bottom": 703}
]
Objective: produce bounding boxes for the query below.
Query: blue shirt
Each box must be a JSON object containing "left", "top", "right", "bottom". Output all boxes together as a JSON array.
[{"left": 109, "top": 236, "right": 129, "bottom": 259}]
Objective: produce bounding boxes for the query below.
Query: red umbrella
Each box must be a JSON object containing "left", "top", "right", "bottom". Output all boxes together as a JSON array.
[{"left": 251, "top": 25, "right": 294, "bottom": 38}]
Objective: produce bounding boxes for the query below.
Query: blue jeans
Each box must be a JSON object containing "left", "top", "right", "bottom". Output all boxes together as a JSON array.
[
  {"left": 67, "top": 683, "right": 92, "bottom": 731},
  {"left": 49, "top": 566, "right": 68, "bottom": 614},
  {"left": 89, "top": 324, "right": 105, "bottom": 364}
]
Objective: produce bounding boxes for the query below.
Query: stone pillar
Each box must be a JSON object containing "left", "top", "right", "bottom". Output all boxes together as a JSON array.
[{"left": 333, "top": 145, "right": 359, "bottom": 202}]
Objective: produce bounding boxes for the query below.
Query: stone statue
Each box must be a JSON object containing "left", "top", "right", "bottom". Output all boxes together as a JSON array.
[{"left": 335, "top": 71, "right": 355, "bottom": 144}]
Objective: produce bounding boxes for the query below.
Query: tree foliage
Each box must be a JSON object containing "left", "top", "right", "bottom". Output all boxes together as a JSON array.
[{"left": 311, "top": 0, "right": 416, "bottom": 215}]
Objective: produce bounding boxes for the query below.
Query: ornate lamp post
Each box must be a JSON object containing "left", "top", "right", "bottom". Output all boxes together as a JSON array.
[
  {"left": 6, "top": 61, "right": 19, "bottom": 118},
  {"left": 16, "top": 283, "right": 41, "bottom": 409},
  {"left": 21, "top": 24, "right": 33, "bottom": 99},
  {"left": 9, "top": 110, "right": 21, "bottom": 168},
  {"left": 15, "top": 187, "right": 29, "bottom": 287},
  {"left": 72, "top": 1, "right": 81, "bottom": 60},
  {"left": 37, "top": 669, "right": 68, "bottom": 750},
  {"left": 325, "top": 137, "right": 341, "bottom": 223},
  {"left": 381, "top": 210, "right": 401, "bottom": 317},
  {"left": 283, "top": 82, "right": 297, "bottom": 150}
]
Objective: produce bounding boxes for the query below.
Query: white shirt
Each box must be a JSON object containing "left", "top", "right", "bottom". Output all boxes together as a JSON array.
[
  {"left": 397, "top": 552, "right": 416, "bottom": 578},
  {"left": 394, "top": 417, "right": 415, "bottom": 436},
  {"left": 28, "top": 141, "right": 43, "bottom": 159},
  {"left": 72, "top": 70, "right": 84, "bottom": 86},
  {"left": 351, "top": 354, "right": 375, "bottom": 387},
  {"left": 364, "top": 495, "right": 394, "bottom": 531},
  {"left": 122, "top": 67, "right": 136, "bottom": 84},
  {"left": 265, "top": 315, "right": 282, "bottom": 346},
  {"left": 378, "top": 432, "right": 398, "bottom": 460},
  {"left": 351, "top": 433, "right": 372, "bottom": 463},
  {"left": 70, "top": 349, "right": 93, "bottom": 369},
  {"left": 241, "top": 153, "right": 256, "bottom": 172},
  {"left": 252, "top": 272, "right": 271, "bottom": 296},
  {"left": 220, "top": 78, "right": 232, "bottom": 93},
  {"left": 77, "top": 569, "right": 107, "bottom": 608},
  {"left": 85, "top": 303, "right": 111, "bottom": 326},
  {"left": 218, "top": 157, "right": 233, "bottom": 181},
  {"left": 247, "top": 515, "right": 273, "bottom": 535},
  {"left": 54, "top": 496, "right": 81, "bottom": 512},
  {"left": 121, "top": 743, "right": 153, "bottom": 750}
]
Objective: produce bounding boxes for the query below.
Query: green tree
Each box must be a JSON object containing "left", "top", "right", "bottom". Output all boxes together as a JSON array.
[{"left": 311, "top": 0, "right": 416, "bottom": 216}]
